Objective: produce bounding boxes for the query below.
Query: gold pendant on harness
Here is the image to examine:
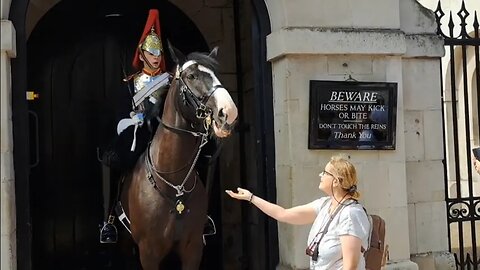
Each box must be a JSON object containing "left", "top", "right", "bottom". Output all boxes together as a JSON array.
[{"left": 176, "top": 200, "right": 185, "bottom": 214}]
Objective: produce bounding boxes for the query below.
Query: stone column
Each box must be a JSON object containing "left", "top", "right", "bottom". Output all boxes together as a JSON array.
[
  {"left": 1, "top": 19, "right": 17, "bottom": 270},
  {"left": 264, "top": 0, "right": 447, "bottom": 269},
  {"left": 400, "top": 1, "right": 455, "bottom": 269}
]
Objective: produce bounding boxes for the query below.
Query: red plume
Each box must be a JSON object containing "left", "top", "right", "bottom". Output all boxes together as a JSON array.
[{"left": 132, "top": 9, "right": 166, "bottom": 72}]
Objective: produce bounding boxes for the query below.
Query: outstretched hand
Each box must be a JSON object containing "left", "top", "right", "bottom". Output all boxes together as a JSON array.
[{"left": 225, "top": 187, "right": 252, "bottom": 201}]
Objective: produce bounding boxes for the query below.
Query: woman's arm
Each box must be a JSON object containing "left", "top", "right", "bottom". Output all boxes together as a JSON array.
[
  {"left": 340, "top": 235, "right": 363, "bottom": 270},
  {"left": 225, "top": 188, "right": 317, "bottom": 225}
]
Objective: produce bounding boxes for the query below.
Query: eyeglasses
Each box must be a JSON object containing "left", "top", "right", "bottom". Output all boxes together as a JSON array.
[{"left": 319, "top": 170, "right": 336, "bottom": 178}]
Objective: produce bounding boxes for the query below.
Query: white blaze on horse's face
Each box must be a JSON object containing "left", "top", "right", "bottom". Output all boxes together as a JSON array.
[
  {"left": 181, "top": 60, "right": 238, "bottom": 138},
  {"left": 197, "top": 65, "right": 238, "bottom": 137}
]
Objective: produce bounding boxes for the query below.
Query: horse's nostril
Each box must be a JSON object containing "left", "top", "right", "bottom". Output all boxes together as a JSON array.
[{"left": 218, "top": 108, "right": 228, "bottom": 121}]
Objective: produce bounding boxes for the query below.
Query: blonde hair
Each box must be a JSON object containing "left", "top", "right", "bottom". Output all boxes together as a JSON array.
[{"left": 329, "top": 154, "right": 360, "bottom": 200}]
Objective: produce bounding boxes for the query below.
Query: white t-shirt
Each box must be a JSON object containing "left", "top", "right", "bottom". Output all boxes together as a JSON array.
[{"left": 307, "top": 197, "right": 370, "bottom": 270}]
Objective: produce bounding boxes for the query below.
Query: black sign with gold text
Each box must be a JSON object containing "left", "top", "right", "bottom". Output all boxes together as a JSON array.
[{"left": 308, "top": 80, "right": 397, "bottom": 150}]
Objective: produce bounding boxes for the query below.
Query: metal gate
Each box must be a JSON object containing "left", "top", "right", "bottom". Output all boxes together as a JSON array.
[{"left": 435, "top": 0, "right": 480, "bottom": 269}]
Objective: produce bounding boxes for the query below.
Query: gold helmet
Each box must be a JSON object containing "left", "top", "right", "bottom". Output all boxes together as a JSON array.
[
  {"left": 140, "top": 26, "right": 163, "bottom": 57},
  {"left": 132, "top": 9, "right": 166, "bottom": 72}
]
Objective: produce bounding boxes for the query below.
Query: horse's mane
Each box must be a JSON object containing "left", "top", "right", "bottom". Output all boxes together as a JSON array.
[{"left": 186, "top": 52, "right": 219, "bottom": 73}]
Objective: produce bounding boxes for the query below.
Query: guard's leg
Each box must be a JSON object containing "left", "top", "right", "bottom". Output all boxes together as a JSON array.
[{"left": 100, "top": 169, "right": 120, "bottom": 244}]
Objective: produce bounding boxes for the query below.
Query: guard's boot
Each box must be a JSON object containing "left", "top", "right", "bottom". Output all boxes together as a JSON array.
[{"left": 100, "top": 215, "right": 118, "bottom": 244}]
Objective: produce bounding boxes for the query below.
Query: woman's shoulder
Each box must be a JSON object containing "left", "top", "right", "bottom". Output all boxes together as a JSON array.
[
  {"left": 340, "top": 201, "right": 369, "bottom": 221},
  {"left": 315, "top": 196, "right": 331, "bottom": 207},
  {"left": 310, "top": 196, "right": 329, "bottom": 205},
  {"left": 311, "top": 196, "right": 330, "bottom": 214},
  {"left": 337, "top": 201, "right": 370, "bottom": 238}
]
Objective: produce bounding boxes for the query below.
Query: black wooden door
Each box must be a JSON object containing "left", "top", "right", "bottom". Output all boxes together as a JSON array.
[{"left": 28, "top": 11, "right": 132, "bottom": 270}]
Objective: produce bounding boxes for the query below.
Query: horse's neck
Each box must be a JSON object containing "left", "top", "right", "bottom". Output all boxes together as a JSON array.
[{"left": 150, "top": 81, "right": 198, "bottom": 172}]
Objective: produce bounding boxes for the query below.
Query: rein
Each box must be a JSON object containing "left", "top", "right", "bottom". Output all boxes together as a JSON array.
[{"left": 157, "top": 116, "right": 211, "bottom": 138}]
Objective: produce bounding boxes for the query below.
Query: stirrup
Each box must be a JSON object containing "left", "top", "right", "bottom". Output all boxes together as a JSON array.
[{"left": 100, "top": 215, "right": 118, "bottom": 244}]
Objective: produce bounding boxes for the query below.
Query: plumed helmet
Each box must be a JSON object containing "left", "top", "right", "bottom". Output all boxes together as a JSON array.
[
  {"left": 141, "top": 27, "right": 162, "bottom": 57},
  {"left": 132, "top": 9, "right": 166, "bottom": 72}
]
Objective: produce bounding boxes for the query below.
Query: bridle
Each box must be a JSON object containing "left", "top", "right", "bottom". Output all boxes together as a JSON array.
[
  {"left": 145, "top": 60, "right": 223, "bottom": 198},
  {"left": 177, "top": 60, "right": 224, "bottom": 120}
]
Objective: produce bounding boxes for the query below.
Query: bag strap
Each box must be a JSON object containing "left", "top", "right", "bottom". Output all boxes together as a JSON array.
[
  {"left": 315, "top": 199, "right": 359, "bottom": 242},
  {"left": 361, "top": 207, "right": 372, "bottom": 253},
  {"left": 310, "top": 201, "right": 347, "bottom": 261}
]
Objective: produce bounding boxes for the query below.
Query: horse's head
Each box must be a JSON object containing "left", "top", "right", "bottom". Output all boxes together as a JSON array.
[{"left": 168, "top": 43, "right": 238, "bottom": 138}]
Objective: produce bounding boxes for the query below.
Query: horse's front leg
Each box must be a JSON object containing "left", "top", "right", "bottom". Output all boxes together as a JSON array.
[
  {"left": 138, "top": 239, "right": 169, "bottom": 270},
  {"left": 178, "top": 233, "right": 204, "bottom": 270}
]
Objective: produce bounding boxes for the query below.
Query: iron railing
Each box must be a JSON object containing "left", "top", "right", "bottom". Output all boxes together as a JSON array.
[{"left": 435, "top": 0, "right": 480, "bottom": 269}]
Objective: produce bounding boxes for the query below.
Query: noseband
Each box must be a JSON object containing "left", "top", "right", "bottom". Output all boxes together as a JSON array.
[{"left": 176, "top": 61, "right": 224, "bottom": 119}]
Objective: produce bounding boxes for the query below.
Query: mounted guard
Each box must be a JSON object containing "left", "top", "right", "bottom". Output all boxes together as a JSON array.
[
  {"left": 117, "top": 42, "right": 238, "bottom": 269},
  {"left": 100, "top": 9, "right": 171, "bottom": 243}
]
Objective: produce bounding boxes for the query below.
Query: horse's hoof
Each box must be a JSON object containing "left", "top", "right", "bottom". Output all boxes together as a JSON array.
[{"left": 100, "top": 223, "right": 118, "bottom": 244}]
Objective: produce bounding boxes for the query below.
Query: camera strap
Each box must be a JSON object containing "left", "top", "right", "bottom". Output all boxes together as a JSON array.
[{"left": 309, "top": 200, "right": 348, "bottom": 261}]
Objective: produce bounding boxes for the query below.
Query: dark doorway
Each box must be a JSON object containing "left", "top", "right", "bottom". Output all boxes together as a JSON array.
[
  {"left": 14, "top": 0, "right": 277, "bottom": 269},
  {"left": 27, "top": 0, "right": 211, "bottom": 269}
]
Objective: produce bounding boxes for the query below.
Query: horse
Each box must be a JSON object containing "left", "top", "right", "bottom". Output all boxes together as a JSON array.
[{"left": 118, "top": 44, "right": 238, "bottom": 269}]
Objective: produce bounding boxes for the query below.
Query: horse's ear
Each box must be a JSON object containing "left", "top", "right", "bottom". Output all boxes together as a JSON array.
[
  {"left": 208, "top": 46, "right": 219, "bottom": 59},
  {"left": 167, "top": 40, "right": 186, "bottom": 64}
]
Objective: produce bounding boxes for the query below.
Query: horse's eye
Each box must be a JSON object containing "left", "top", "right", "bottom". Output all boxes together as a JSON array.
[{"left": 187, "top": 74, "right": 195, "bottom": 80}]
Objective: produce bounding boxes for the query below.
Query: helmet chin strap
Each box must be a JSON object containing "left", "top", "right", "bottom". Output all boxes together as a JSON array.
[{"left": 140, "top": 49, "right": 161, "bottom": 73}]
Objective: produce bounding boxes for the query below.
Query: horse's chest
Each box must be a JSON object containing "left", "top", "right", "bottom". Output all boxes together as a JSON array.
[{"left": 139, "top": 179, "right": 192, "bottom": 218}]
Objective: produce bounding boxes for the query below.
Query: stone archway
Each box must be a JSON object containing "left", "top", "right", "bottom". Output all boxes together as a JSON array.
[{"left": 9, "top": 0, "right": 277, "bottom": 269}]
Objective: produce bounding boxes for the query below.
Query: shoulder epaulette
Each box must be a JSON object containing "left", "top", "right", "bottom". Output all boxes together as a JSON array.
[{"left": 123, "top": 71, "right": 141, "bottom": 82}]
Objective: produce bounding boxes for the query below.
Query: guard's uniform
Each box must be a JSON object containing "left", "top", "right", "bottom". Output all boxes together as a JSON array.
[
  {"left": 102, "top": 9, "right": 169, "bottom": 170},
  {"left": 100, "top": 9, "right": 168, "bottom": 243}
]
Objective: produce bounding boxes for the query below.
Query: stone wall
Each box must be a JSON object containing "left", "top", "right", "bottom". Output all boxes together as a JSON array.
[
  {"left": 1, "top": 16, "right": 17, "bottom": 270},
  {"left": 265, "top": 0, "right": 449, "bottom": 269}
]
